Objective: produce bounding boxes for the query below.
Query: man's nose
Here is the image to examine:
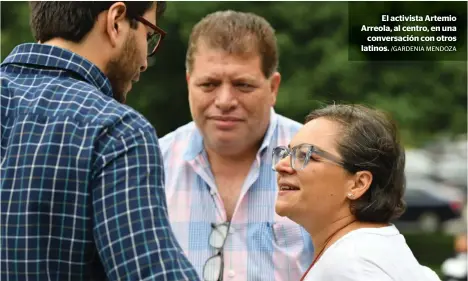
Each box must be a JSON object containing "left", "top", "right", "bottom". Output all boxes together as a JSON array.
[
  {"left": 215, "top": 84, "right": 238, "bottom": 111},
  {"left": 140, "top": 59, "right": 148, "bottom": 73}
]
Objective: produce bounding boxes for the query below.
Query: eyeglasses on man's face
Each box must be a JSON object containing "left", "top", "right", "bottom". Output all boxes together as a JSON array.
[
  {"left": 135, "top": 16, "right": 166, "bottom": 57},
  {"left": 203, "top": 222, "right": 229, "bottom": 281},
  {"left": 272, "top": 143, "right": 355, "bottom": 172}
]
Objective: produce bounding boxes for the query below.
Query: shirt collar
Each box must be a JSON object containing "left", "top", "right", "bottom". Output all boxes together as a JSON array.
[
  {"left": 183, "top": 107, "right": 279, "bottom": 161},
  {"left": 1, "top": 43, "right": 113, "bottom": 98}
]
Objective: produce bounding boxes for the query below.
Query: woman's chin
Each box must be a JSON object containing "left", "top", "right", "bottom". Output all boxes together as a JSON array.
[{"left": 275, "top": 200, "right": 292, "bottom": 218}]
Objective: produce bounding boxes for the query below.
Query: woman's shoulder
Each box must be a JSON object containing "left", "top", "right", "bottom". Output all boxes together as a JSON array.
[
  {"left": 310, "top": 226, "right": 440, "bottom": 281},
  {"left": 324, "top": 225, "right": 402, "bottom": 256},
  {"left": 324, "top": 225, "right": 418, "bottom": 264},
  {"left": 305, "top": 252, "right": 393, "bottom": 281}
]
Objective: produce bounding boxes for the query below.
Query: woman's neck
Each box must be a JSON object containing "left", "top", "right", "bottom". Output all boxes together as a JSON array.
[
  {"left": 307, "top": 217, "right": 390, "bottom": 261},
  {"left": 309, "top": 215, "right": 358, "bottom": 261}
]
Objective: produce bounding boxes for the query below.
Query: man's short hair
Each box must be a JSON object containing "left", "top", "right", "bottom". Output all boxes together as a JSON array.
[
  {"left": 29, "top": 1, "right": 166, "bottom": 43},
  {"left": 186, "top": 10, "right": 278, "bottom": 78}
]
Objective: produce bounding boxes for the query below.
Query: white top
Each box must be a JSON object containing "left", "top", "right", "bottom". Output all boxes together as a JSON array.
[{"left": 304, "top": 225, "right": 441, "bottom": 281}]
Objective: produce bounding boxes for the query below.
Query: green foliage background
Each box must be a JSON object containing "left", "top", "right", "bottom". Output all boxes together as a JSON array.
[{"left": 1, "top": 1, "right": 466, "bottom": 147}]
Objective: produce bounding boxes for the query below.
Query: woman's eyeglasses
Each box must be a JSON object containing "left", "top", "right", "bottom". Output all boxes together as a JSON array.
[{"left": 272, "top": 143, "right": 356, "bottom": 173}]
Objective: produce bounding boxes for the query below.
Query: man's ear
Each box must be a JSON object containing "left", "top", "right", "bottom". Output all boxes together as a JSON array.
[
  {"left": 269, "top": 71, "right": 281, "bottom": 106},
  {"left": 186, "top": 71, "right": 191, "bottom": 84},
  {"left": 346, "top": 171, "right": 373, "bottom": 200},
  {"left": 106, "top": 2, "right": 128, "bottom": 48}
]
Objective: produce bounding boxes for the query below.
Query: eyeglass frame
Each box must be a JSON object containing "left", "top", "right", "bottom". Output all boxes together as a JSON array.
[
  {"left": 272, "top": 143, "right": 357, "bottom": 173},
  {"left": 203, "top": 222, "right": 230, "bottom": 281},
  {"left": 135, "top": 15, "right": 166, "bottom": 57}
]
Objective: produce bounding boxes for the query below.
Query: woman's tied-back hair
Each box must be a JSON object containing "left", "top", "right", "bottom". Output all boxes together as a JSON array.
[
  {"left": 185, "top": 10, "right": 278, "bottom": 78},
  {"left": 306, "top": 104, "right": 406, "bottom": 223}
]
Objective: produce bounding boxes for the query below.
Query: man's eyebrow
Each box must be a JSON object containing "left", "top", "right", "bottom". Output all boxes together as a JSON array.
[
  {"left": 194, "top": 75, "right": 220, "bottom": 81},
  {"left": 233, "top": 76, "right": 256, "bottom": 81},
  {"left": 232, "top": 76, "right": 260, "bottom": 84}
]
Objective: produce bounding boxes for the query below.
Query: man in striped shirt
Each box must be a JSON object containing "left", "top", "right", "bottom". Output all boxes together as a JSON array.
[
  {"left": 1, "top": 2, "right": 199, "bottom": 280},
  {"left": 160, "top": 10, "right": 314, "bottom": 281}
]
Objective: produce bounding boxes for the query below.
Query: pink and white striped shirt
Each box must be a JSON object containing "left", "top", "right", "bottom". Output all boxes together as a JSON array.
[{"left": 159, "top": 108, "right": 314, "bottom": 281}]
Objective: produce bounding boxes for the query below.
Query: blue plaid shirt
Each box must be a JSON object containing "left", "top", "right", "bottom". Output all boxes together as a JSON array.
[{"left": 0, "top": 43, "right": 200, "bottom": 281}]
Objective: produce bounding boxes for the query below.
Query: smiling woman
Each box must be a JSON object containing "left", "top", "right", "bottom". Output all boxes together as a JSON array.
[{"left": 272, "top": 104, "right": 441, "bottom": 281}]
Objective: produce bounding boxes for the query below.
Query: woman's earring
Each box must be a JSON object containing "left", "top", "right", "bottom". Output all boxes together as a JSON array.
[{"left": 347, "top": 193, "right": 354, "bottom": 199}]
